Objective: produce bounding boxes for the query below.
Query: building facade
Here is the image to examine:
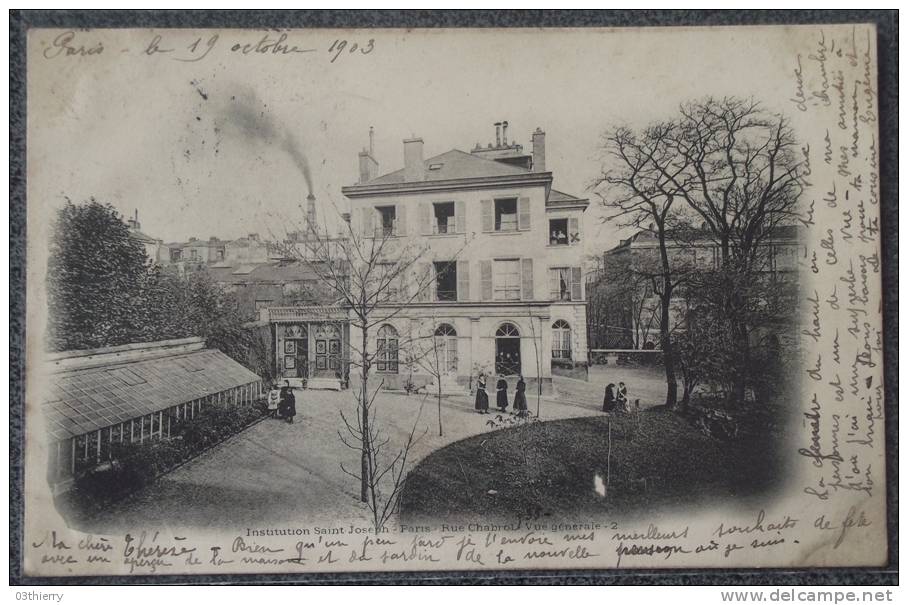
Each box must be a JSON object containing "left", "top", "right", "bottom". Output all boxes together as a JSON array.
[
  {"left": 339, "top": 124, "right": 590, "bottom": 393},
  {"left": 587, "top": 225, "right": 802, "bottom": 351}
]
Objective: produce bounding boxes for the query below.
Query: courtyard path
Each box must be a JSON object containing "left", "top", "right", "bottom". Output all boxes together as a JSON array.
[{"left": 73, "top": 369, "right": 667, "bottom": 535}]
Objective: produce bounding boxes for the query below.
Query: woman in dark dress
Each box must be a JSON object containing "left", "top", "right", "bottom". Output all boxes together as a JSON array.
[
  {"left": 474, "top": 373, "right": 489, "bottom": 414},
  {"left": 496, "top": 377, "right": 509, "bottom": 412},
  {"left": 603, "top": 383, "right": 616, "bottom": 412},
  {"left": 513, "top": 375, "right": 528, "bottom": 415},
  {"left": 280, "top": 380, "right": 297, "bottom": 424}
]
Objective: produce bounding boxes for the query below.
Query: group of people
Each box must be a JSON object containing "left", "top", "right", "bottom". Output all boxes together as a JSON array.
[
  {"left": 474, "top": 374, "right": 528, "bottom": 416},
  {"left": 267, "top": 380, "right": 297, "bottom": 424},
  {"left": 602, "top": 381, "right": 629, "bottom": 413}
]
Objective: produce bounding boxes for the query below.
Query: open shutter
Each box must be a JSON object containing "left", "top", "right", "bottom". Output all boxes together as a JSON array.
[
  {"left": 419, "top": 203, "right": 430, "bottom": 236},
  {"left": 455, "top": 200, "right": 466, "bottom": 234},
  {"left": 480, "top": 260, "right": 492, "bottom": 301},
  {"left": 518, "top": 197, "right": 531, "bottom": 231},
  {"left": 571, "top": 266, "right": 582, "bottom": 301},
  {"left": 481, "top": 199, "right": 493, "bottom": 232},
  {"left": 417, "top": 263, "right": 432, "bottom": 302},
  {"left": 568, "top": 217, "right": 580, "bottom": 244},
  {"left": 457, "top": 260, "right": 469, "bottom": 301},
  {"left": 548, "top": 267, "right": 559, "bottom": 300},
  {"left": 521, "top": 258, "right": 534, "bottom": 301},
  {"left": 363, "top": 207, "right": 374, "bottom": 238},
  {"left": 395, "top": 204, "right": 406, "bottom": 236}
]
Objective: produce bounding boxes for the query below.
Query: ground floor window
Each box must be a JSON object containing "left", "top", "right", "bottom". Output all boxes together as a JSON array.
[
  {"left": 552, "top": 319, "right": 572, "bottom": 359},
  {"left": 495, "top": 322, "right": 521, "bottom": 376},
  {"left": 376, "top": 324, "right": 399, "bottom": 373},
  {"left": 434, "top": 323, "right": 458, "bottom": 374}
]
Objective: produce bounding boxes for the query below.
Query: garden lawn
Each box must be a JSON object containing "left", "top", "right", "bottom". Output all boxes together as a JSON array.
[{"left": 399, "top": 407, "right": 786, "bottom": 523}]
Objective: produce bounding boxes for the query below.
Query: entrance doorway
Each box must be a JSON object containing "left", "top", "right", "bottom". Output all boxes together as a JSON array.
[
  {"left": 314, "top": 324, "right": 341, "bottom": 378},
  {"left": 495, "top": 322, "right": 521, "bottom": 376},
  {"left": 434, "top": 323, "right": 458, "bottom": 377}
]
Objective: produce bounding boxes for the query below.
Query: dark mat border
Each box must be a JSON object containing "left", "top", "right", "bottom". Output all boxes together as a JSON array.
[{"left": 9, "top": 9, "right": 898, "bottom": 586}]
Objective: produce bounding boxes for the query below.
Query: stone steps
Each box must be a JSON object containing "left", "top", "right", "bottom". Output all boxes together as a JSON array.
[{"left": 306, "top": 377, "right": 342, "bottom": 391}]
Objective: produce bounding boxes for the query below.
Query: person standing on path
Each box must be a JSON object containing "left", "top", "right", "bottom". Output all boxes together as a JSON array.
[
  {"left": 496, "top": 377, "right": 509, "bottom": 412},
  {"left": 474, "top": 373, "right": 489, "bottom": 414},
  {"left": 513, "top": 374, "right": 528, "bottom": 416},
  {"left": 266, "top": 383, "right": 281, "bottom": 418},
  {"left": 280, "top": 380, "right": 297, "bottom": 424}
]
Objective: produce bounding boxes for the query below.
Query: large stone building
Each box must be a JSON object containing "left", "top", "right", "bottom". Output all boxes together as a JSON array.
[
  {"left": 586, "top": 225, "right": 802, "bottom": 351},
  {"left": 331, "top": 122, "right": 590, "bottom": 393}
]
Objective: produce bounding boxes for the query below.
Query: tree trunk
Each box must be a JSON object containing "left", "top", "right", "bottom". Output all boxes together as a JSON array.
[
  {"left": 360, "top": 324, "right": 370, "bottom": 503},
  {"left": 657, "top": 225, "right": 678, "bottom": 410},
  {"left": 732, "top": 318, "right": 750, "bottom": 405},
  {"left": 660, "top": 294, "right": 679, "bottom": 410},
  {"left": 437, "top": 383, "right": 443, "bottom": 437}
]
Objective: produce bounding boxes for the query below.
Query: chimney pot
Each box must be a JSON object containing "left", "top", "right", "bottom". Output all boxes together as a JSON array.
[
  {"left": 502, "top": 120, "right": 509, "bottom": 146},
  {"left": 403, "top": 137, "right": 425, "bottom": 182},
  {"left": 494, "top": 122, "right": 501, "bottom": 147}
]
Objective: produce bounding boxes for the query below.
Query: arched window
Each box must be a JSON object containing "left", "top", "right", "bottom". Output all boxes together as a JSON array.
[
  {"left": 434, "top": 323, "right": 457, "bottom": 337},
  {"left": 552, "top": 320, "right": 572, "bottom": 360},
  {"left": 495, "top": 323, "right": 521, "bottom": 375},
  {"left": 434, "top": 323, "right": 458, "bottom": 374},
  {"left": 376, "top": 324, "right": 399, "bottom": 373},
  {"left": 495, "top": 323, "right": 520, "bottom": 337}
]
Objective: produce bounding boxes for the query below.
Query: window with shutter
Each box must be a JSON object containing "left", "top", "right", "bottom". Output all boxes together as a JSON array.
[
  {"left": 480, "top": 260, "right": 493, "bottom": 301},
  {"left": 481, "top": 200, "right": 493, "bottom": 232},
  {"left": 432, "top": 202, "right": 455, "bottom": 234},
  {"left": 549, "top": 267, "right": 572, "bottom": 301},
  {"left": 521, "top": 258, "right": 534, "bottom": 301},
  {"left": 493, "top": 260, "right": 521, "bottom": 300},
  {"left": 518, "top": 197, "right": 531, "bottom": 231}
]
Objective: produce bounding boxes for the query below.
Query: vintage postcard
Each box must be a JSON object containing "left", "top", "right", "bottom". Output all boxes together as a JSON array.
[{"left": 21, "top": 24, "right": 886, "bottom": 576}]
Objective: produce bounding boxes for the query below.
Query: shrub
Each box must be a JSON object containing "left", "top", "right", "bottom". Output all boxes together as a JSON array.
[{"left": 70, "top": 402, "right": 265, "bottom": 509}]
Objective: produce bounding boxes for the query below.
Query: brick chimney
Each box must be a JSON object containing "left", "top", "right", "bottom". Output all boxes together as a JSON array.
[
  {"left": 403, "top": 137, "right": 425, "bottom": 182},
  {"left": 532, "top": 127, "right": 546, "bottom": 172}
]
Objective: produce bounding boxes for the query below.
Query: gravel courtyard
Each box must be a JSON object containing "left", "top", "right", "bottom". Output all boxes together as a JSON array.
[{"left": 65, "top": 368, "right": 668, "bottom": 534}]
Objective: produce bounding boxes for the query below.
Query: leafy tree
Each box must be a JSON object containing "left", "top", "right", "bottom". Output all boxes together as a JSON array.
[{"left": 47, "top": 200, "right": 151, "bottom": 350}]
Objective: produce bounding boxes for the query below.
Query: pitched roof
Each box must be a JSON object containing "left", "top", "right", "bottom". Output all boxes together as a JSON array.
[
  {"left": 128, "top": 229, "right": 159, "bottom": 244},
  {"left": 42, "top": 343, "right": 261, "bottom": 441},
  {"left": 365, "top": 149, "right": 532, "bottom": 185},
  {"left": 548, "top": 189, "right": 584, "bottom": 203},
  {"left": 206, "top": 260, "right": 323, "bottom": 284}
]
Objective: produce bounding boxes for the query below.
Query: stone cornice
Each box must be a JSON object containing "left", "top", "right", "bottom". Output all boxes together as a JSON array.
[{"left": 341, "top": 172, "right": 553, "bottom": 198}]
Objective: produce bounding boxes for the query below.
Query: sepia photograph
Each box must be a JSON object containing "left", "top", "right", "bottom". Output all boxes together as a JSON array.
[{"left": 12, "top": 14, "right": 894, "bottom": 581}]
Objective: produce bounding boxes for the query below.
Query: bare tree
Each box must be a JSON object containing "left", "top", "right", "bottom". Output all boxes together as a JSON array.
[
  {"left": 667, "top": 97, "right": 805, "bottom": 403},
  {"left": 593, "top": 123, "right": 695, "bottom": 409},
  {"left": 277, "top": 203, "right": 471, "bottom": 509},
  {"left": 407, "top": 314, "right": 449, "bottom": 437}
]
